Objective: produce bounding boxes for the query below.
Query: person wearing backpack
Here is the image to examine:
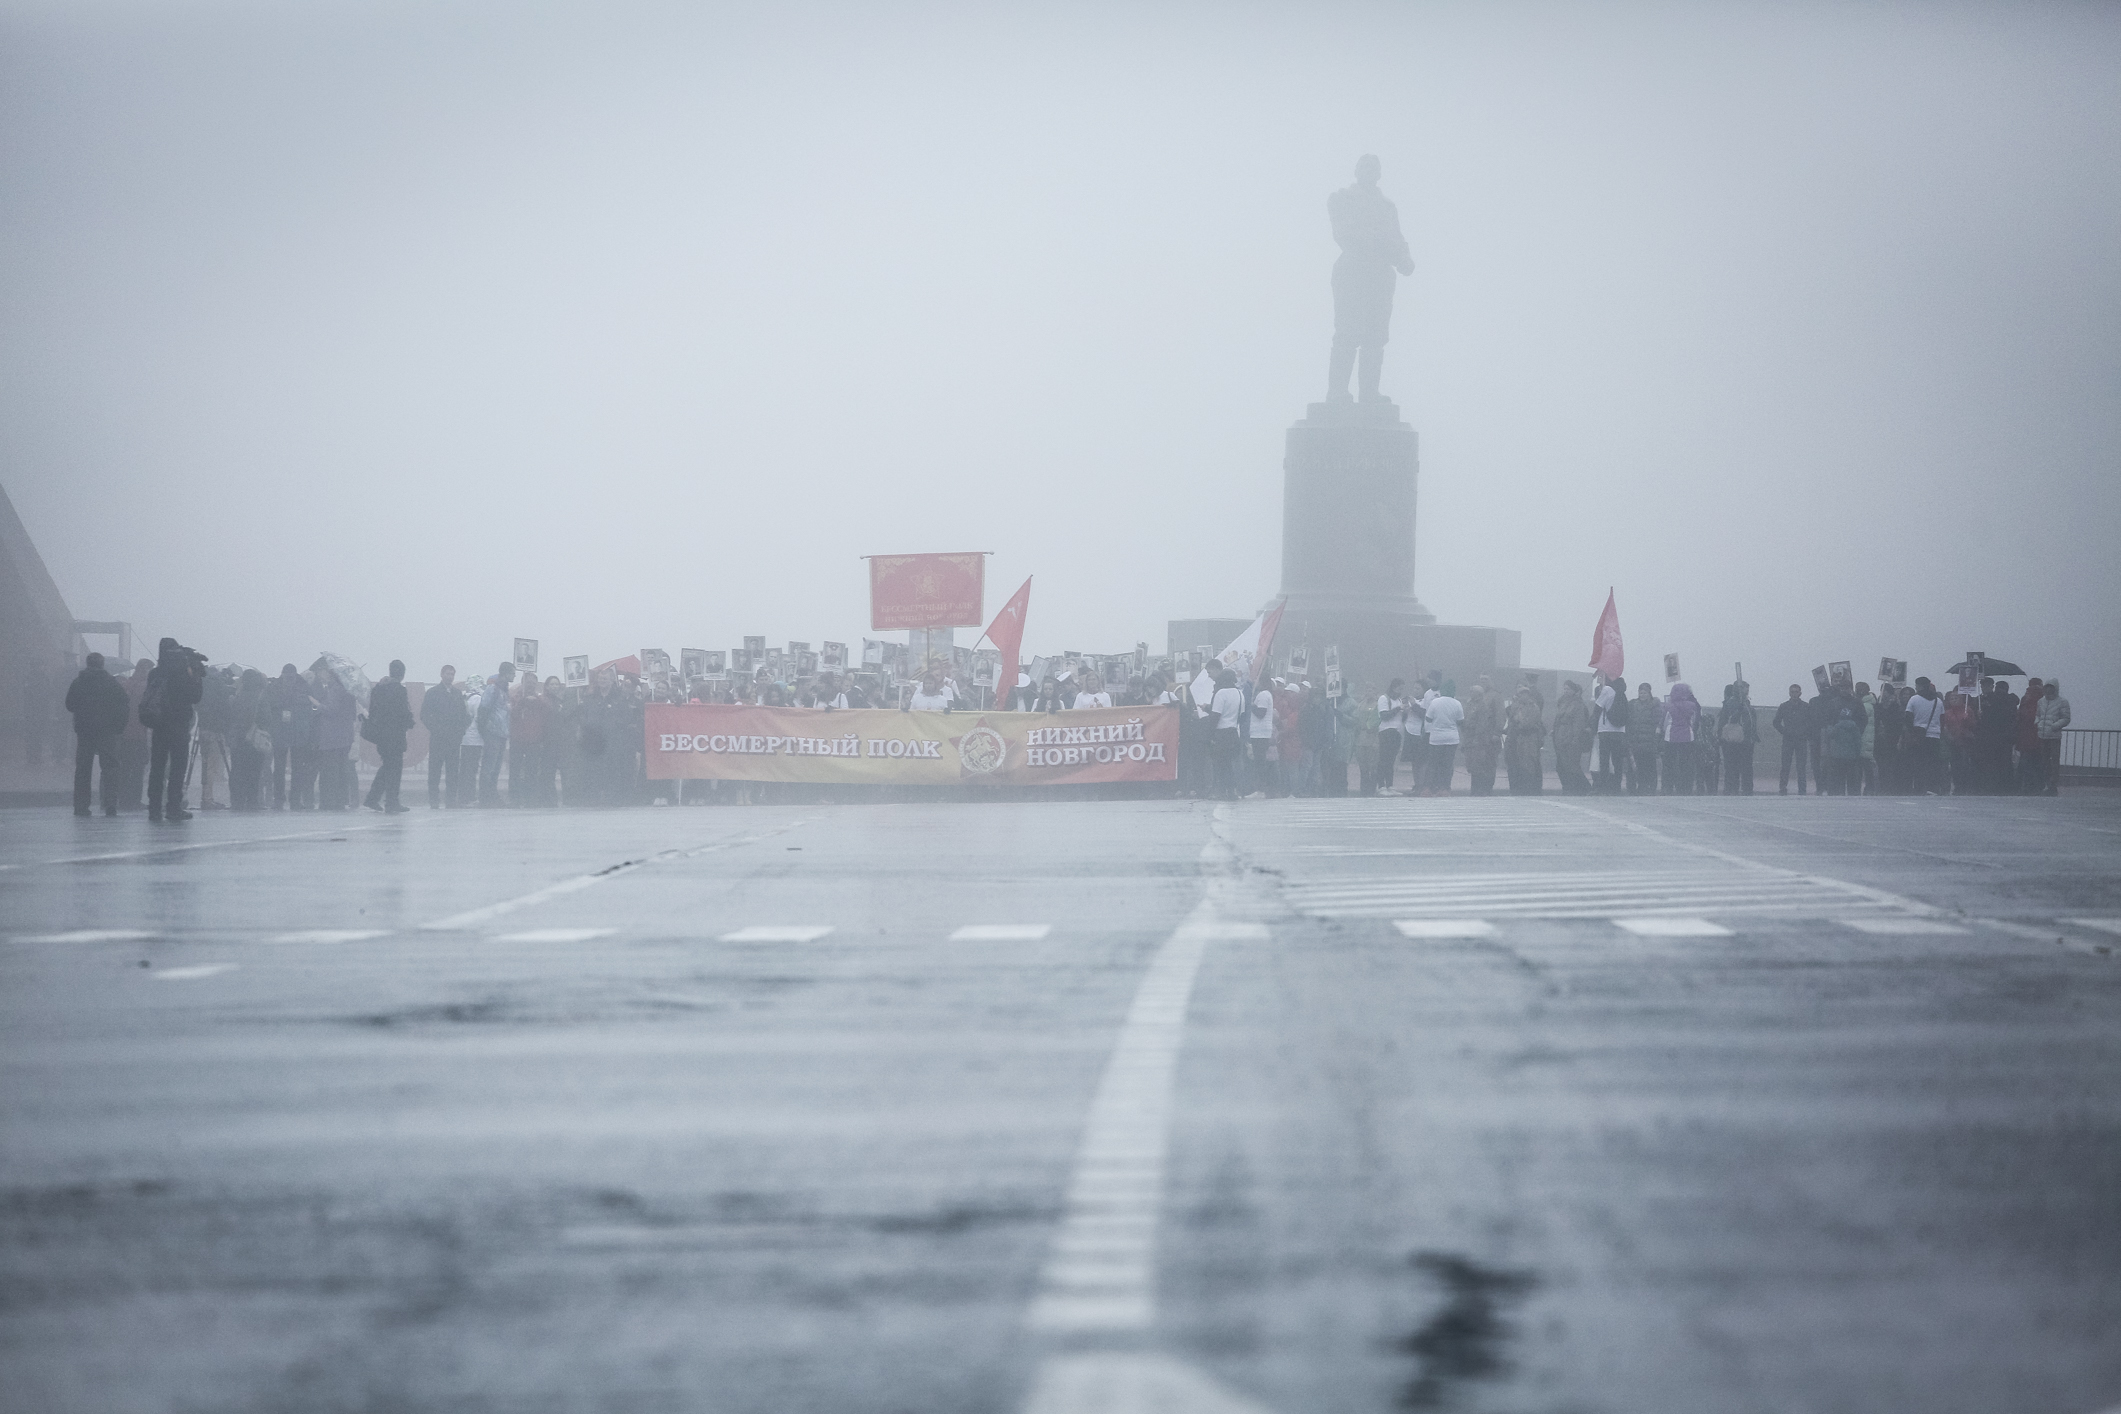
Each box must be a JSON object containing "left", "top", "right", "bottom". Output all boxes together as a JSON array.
[
  {"left": 140, "top": 638, "right": 205, "bottom": 822},
  {"left": 1717, "top": 681, "right": 1757, "bottom": 794}
]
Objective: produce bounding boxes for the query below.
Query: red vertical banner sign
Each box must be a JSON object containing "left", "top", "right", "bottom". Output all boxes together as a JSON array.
[
  {"left": 1588, "top": 589, "right": 1624, "bottom": 679},
  {"left": 869, "top": 553, "right": 987, "bottom": 630}
]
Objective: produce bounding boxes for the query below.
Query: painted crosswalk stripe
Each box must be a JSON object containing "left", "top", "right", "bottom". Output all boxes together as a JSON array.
[
  {"left": 951, "top": 924, "right": 1052, "bottom": 941},
  {"left": 270, "top": 930, "right": 387, "bottom": 944},
  {"left": 494, "top": 928, "right": 616, "bottom": 943},
  {"left": 1393, "top": 919, "right": 1496, "bottom": 938},
  {"left": 1285, "top": 869, "right": 1902, "bottom": 919},
  {"left": 153, "top": 964, "right": 235, "bottom": 981},
  {"left": 12, "top": 929, "right": 155, "bottom": 943},
  {"left": 1841, "top": 918, "right": 1968, "bottom": 935},
  {"left": 1613, "top": 917, "right": 1732, "bottom": 937},
  {"left": 720, "top": 925, "right": 833, "bottom": 943},
  {"left": 2062, "top": 918, "right": 2121, "bottom": 937}
]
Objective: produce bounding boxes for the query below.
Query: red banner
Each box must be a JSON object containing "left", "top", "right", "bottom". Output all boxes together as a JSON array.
[
  {"left": 645, "top": 703, "right": 1177, "bottom": 786},
  {"left": 869, "top": 552, "right": 985, "bottom": 630}
]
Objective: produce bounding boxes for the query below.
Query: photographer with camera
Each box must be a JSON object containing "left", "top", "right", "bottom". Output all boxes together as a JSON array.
[{"left": 139, "top": 638, "right": 205, "bottom": 823}]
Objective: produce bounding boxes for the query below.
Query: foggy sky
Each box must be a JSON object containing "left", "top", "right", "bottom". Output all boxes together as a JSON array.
[{"left": 4, "top": 0, "right": 2118, "bottom": 710}]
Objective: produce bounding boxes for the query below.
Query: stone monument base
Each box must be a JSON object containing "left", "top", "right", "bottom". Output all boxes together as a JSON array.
[{"left": 1269, "top": 601, "right": 1521, "bottom": 699}]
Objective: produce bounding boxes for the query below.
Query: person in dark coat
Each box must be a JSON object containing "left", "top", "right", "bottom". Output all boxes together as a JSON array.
[
  {"left": 142, "top": 638, "right": 205, "bottom": 821},
  {"left": 362, "top": 660, "right": 416, "bottom": 813},
  {"left": 64, "top": 651, "right": 130, "bottom": 816},
  {"left": 420, "top": 665, "right": 469, "bottom": 808},
  {"left": 1719, "top": 682, "right": 1758, "bottom": 794},
  {"left": 266, "top": 664, "right": 317, "bottom": 809}
]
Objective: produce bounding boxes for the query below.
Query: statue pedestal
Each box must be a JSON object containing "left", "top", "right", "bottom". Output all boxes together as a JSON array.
[{"left": 1269, "top": 396, "right": 1520, "bottom": 696}]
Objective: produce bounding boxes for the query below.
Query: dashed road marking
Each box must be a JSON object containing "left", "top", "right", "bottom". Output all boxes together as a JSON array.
[
  {"left": 1393, "top": 919, "right": 1497, "bottom": 938},
  {"left": 720, "top": 926, "right": 833, "bottom": 943},
  {"left": 153, "top": 964, "right": 234, "bottom": 981},
  {"left": 419, "top": 822, "right": 807, "bottom": 930},
  {"left": 13, "top": 929, "right": 156, "bottom": 943},
  {"left": 952, "top": 924, "right": 1052, "bottom": 941},
  {"left": 1841, "top": 918, "right": 1968, "bottom": 935},
  {"left": 270, "top": 930, "right": 387, "bottom": 944},
  {"left": 1613, "top": 916, "right": 1733, "bottom": 937},
  {"left": 494, "top": 928, "right": 616, "bottom": 943}
]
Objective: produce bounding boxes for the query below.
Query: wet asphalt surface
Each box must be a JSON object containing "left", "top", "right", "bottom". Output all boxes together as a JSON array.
[{"left": 1, "top": 792, "right": 2117, "bottom": 1414}]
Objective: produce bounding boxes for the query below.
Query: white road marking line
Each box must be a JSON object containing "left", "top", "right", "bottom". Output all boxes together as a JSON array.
[
  {"left": 952, "top": 924, "right": 1052, "bottom": 941},
  {"left": 269, "top": 930, "right": 387, "bottom": 944},
  {"left": 423, "top": 873, "right": 611, "bottom": 930},
  {"left": 1841, "top": 918, "right": 1968, "bottom": 935},
  {"left": 1612, "top": 917, "right": 1733, "bottom": 937},
  {"left": 1019, "top": 808, "right": 1281, "bottom": 1414},
  {"left": 153, "top": 964, "right": 234, "bottom": 981},
  {"left": 720, "top": 925, "right": 833, "bottom": 943},
  {"left": 1393, "top": 919, "right": 1497, "bottom": 938},
  {"left": 1026, "top": 822, "right": 1255, "bottom": 1336},
  {"left": 494, "top": 928, "right": 616, "bottom": 943},
  {"left": 419, "top": 822, "right": 806, "bottom": 930},
  {"left": 12, "top": 929, "right": 156, "bottom": 943},
  {"left": 2062, "top": 918, "right": 2121, "bottom": 937},
  {"left": 0, "top": 823, "right": 387, "bottom": 871},
  {"left": 1021, "top": 1352, "right": 1276, "bottom": 1414}
]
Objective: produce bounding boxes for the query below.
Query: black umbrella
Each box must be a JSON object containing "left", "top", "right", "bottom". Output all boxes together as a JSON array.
[{"left": 1948, "top": 659, "right": 2025, "bottom": 676}]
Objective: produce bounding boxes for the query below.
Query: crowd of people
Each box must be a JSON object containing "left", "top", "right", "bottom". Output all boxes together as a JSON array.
[
  {"left": 1170, "top": 666, "right": 2074, "bottom": 801},
  {"left": 57, "top": 639, "right": 2079, "bottom": 818}
]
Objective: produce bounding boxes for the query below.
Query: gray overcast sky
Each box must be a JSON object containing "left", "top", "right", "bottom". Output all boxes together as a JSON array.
[{"left": 5, "top": 0, "right": 2118, "bottom": 708}]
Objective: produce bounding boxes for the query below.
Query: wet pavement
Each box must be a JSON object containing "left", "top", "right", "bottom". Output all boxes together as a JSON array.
[{"left": 2, "top": 793, "right": 2117, "bottom": 1413}]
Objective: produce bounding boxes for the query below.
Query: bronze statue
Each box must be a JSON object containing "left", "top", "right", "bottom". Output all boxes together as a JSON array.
[{"left": 1327, "top": 154, "right": 1414, "bottom": 404}]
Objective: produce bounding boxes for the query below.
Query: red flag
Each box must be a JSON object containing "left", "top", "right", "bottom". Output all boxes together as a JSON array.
[
  {"left": 1588, "top": 589, "right": 1624, "bottom": 679},
  {"left": 1256, "top": 600, "right": 1287, "bottom": 675},
  {"left": 979, "top": 575, "right": 1032, "bottom": 689}
]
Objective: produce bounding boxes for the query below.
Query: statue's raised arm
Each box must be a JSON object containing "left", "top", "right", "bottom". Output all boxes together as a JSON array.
[{"left": 1326, "top": 154, "right": 1413, "bottom": 405}]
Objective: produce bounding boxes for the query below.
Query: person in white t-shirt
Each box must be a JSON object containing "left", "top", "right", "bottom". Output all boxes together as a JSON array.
[
  {"left": 906, "top": 666, "right": 952, "bottom": 712},
  {"left": 1904, "top": 676, "right": 1945, "bottom": 794},
  {"left": 1246, "top": 681, "right": 1278, "bottom": 797},
  {"left": 1405, "top": 676, "right": 1438, "bottom": 788},
  {"left": 1209, "top": 670, "right": 1246, "bottom": 798},
  {"left": 1421, "top": 683, "right": 1464, "bottom": 795},
  {"left": 1376, "top": 679, "right": 1410, "bottom": 793},
  {"left": 1594, "top": 675, "right": 1628, "bottom": 792},
  {"left": 1070, "top": 672, "right": 1112, "bottom": 709}
]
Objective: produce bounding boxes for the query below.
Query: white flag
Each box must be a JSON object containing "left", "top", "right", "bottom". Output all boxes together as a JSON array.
[{"left": 1191, "top": 604, "right": 1285, "bottom": 706}]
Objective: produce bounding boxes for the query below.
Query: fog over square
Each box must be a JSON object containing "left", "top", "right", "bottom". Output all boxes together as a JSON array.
[{"left": 4, "top": 0, "right": 2116, "bottom": 709}]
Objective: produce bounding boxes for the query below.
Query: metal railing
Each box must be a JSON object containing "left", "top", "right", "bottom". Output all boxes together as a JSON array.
[{"left": 2060, "top": 729, "right": 2120, "bottom": 774}]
